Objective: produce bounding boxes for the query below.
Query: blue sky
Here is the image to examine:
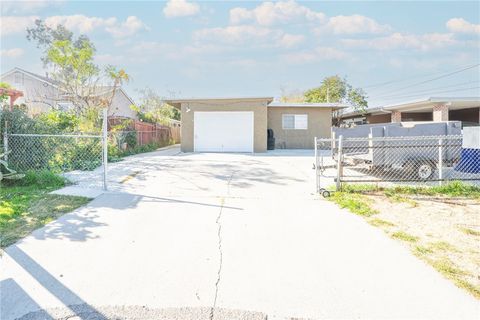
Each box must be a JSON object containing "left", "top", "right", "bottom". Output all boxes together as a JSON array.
[{"left": 1, "top": 0, "right": 479, "bottom": 107}]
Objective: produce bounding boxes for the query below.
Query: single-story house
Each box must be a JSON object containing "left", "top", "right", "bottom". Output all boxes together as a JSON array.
[
  {"left": 165, "top": 97, "right": 347, "bottom": 153},
  {"left": 340, "top": 97, "right": 480, "bottom": 126}
]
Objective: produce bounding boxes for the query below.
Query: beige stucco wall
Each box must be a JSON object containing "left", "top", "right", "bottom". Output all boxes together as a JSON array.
[
  {"left": 180, "top": 100, "right": 268, "bottom": 152},
  {"left": 267, "top": 107, "right": 332, "bottom": 149}
]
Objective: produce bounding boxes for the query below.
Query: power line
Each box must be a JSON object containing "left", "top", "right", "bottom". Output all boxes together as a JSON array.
[
  {"left": 367, "top": 63, "right": 480, "bottom": 97},
  {"left": 363, "top": 66, "right": 465, "bottom": 89},
  {"left": 370, "top": 80, "right": 480, "bottom": 100},
  {"left": 363, "top": 63, "right": 480, "bottom": 89},
  {"left": 375, "top": 86, "right": 480, "bottom": 102}
]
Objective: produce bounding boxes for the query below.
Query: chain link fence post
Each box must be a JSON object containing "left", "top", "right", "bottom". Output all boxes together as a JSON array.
[
  {"left": 3, "top": 130, "right": 8, "bottom": 161},
  {"left": 102, "top": 108, "right": 108, "bottom": 191},
  {"left": 336, "top": 135, "right": 343, "bottom": 191},
  {"left": 438, "top": 137, "right": 443, "bottom": 186}
]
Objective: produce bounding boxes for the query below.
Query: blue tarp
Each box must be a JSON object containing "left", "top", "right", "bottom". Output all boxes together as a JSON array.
[{"left": 454, "top": 148, "right": 480, "bottom": 173}]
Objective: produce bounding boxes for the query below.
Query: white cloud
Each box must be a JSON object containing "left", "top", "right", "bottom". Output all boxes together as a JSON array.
[
  {"left": 0, "top": 48, "right": 25, "bottom": 58},
  {"left": 277, "top": 33, "right": 305, "bottom": 48},
  {"left": 282, "top": 46, "right": 348, "bottom": 64},
  {"left": 317, "top": 14, "right": 391, "bottom": 34},
  {"left": 106, "top": 16, "right": 149, "bottom": 38},
  {"left": 44, "top": 15, "right": 115, "bottom": 33},
  {"left": 194, "top": 26, "right": 305, "bottom": 49},
  {"left": 342, "top": 32, "right": 457, "bottom": 51},
  {"left": 1, "top": 14, "right": 146, "bottom": 38},
  {"left": 1, "top": 0, "right": 62, "bottom": 14},
  {"left": 229, "top": 7, "right": 253, "bottom": 25},
  {"left": 446, "top": 18, "right": 480, "bottom": 34},
  {"left": 163, "top": 0, "right": 200, "bottom": 18},
  {"left": 0, "top": 16, "right": 38, "bottom": 36},
  {"left": 229, "top": 0, "right": 325, "bottom": 26},
  {"left": 43, "top": 15, "right": 147, "bottom": 38},
  {"left": 193, "top": 25, "right": 282, "bottom": 45}
]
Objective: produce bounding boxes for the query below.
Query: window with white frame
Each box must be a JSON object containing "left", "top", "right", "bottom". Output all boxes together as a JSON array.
[{"left": 282, "top": 114, "right": 308, "bottom": 130}]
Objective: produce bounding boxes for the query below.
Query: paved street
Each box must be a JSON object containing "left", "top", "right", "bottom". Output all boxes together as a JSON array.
[{"left": 1, "top": 147, "right": 479, "bottom": 320}]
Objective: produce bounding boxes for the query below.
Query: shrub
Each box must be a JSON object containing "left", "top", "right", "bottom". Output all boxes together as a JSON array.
[
  {"left": 124, "top": 131, "right": 137, "bottom": 149},
  {"left": 1, "top": 170, "right": 66, "bottom": 188},
  {"left": 37, "top": 110, "right": 79, "bottom": 132}
]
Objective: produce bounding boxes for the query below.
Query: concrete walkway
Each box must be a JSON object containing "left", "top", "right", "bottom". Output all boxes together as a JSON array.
[{"left": 1, "top": 147, "right": 479, "bottom": 320}]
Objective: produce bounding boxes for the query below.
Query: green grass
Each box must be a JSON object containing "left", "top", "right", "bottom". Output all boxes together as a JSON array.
[
  {"left": 330, "top": 192, "right": 378, "bottom": 217},
  {"left": 391, "top": 231, "right": 418, "bottom": 242},
  {"left": 414, "top": 245, "right": 434, "bottom": 255},
  {"left": 369, "top": 218, "right": 396, "bottom": 227},
  {"left": 385, "top": 193, "right": 418, "bottom": 207},
  {"left": 414, "top": 250, "right": 480, "bottom": 299},
  {"left": 429, "top": 241, "right": 459, "bottom": 252},
  {"left": 459, "top": 227, "right": 480, "bottom": 237},
  {"left": 340, "top": 181, "right": 480, "bottom": 199},
  {"left": 431, "top": 258, "right": 467, "bottom": 277},
  {"left": 455, "top": 279, "right": 480, "bottom": 299},
  {"left": 0, "top": 170, "right": 90, "bottom": 248}
]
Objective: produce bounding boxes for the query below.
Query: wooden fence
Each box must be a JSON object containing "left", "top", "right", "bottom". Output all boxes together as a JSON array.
[{"left": 108, "top": 117, "right": 181, "bottom": 146}]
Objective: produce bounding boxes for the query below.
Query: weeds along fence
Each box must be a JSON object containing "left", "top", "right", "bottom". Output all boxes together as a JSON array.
[
  {"left": 2, "top": 129, "right": 174, "bottom": 191},
  {"left": 2, "top": 133, "right": 107, "bottom": 190},
  {"left": 315, "top": 135, "right": 480, "bottom": 192},
  {"left": 108, "top": 130, "right": 173, "bottom": 152},
  {"left": 108, "top": 117, "right": 181, "bottom": 145},
  {"left": 4, "top": 133, "right": 103, "bottom": 172}
]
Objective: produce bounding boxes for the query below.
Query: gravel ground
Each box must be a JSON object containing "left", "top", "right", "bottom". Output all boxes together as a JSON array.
[{"left": 366, "top": 193, "right": 480, "bottom": 298}]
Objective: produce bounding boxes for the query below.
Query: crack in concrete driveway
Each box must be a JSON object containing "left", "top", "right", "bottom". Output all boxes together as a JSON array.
[
  {"left": 209, "top": 197, "right": 225, "bottom": 320},
  {"left": 1, "top": 148, "right": 479, "bottom": 320}
]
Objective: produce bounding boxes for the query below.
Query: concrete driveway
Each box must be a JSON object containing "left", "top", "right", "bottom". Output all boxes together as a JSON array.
[{"left": 1, "top": 147, "right": 479, "bottom": 320}]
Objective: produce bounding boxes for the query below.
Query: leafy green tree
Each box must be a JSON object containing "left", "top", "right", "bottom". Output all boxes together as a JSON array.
[
  {"left": 132, "top": 88, "right": 181, "bottom": 124},
  {"left": 304, "top": 75, "right": 367, "bottom": 109},
  {"left": 304, "top": 75, "right": 368, "bottom": 125},
  {"left": 27, "top": 21, "right": 130, "bottom": 123},
  {"left": 27, "top": 19, "right": 94, "bottom": 67}
]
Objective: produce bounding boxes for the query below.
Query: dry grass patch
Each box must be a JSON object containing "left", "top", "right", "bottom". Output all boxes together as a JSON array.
[
  {"left": 329, "top": 182, "right": 480, "bottom": 299},
  {"left": 392, "top": 231, "right": 418, "bottom": 242},
  {"left": 368, "top": 218, "right": 396, "bottom": 227},
  {"left": 459, "top": 227, "right": 480, "bottom": 237}
]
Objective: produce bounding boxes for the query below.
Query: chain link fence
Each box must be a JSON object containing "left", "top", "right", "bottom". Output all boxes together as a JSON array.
[
  {"left": 4, "top": 133, "right": 103, "bottom": 172},
  {"left": 315, "top": 135, "right": 480, "bottom": 192},
  {"left": 2, "top": 133, "right": 106, "bottom": 189}
]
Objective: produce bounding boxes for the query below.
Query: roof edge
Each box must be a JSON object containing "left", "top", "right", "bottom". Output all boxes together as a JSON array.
[{"left": 164, "top": 96, "right": 274, "bottom": 108}]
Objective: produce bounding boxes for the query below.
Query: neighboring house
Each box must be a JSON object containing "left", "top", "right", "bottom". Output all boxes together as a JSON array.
[
  {"left": 165, "top": 97, "right": 347, "bottom": 152},
  {"left": 0, "top": 67, "right": 137, "bottom": 119},
  {"left": 340, "top": 97, "right": 480, "bottom": 127}
]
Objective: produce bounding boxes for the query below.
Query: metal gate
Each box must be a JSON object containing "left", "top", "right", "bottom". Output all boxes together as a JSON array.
[{"left": 315, "top": 135, "right": 480, "bottom": 192}]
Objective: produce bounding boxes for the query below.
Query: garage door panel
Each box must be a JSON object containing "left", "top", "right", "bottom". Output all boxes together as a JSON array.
[{"left": 194, "top": 112, "right": 254, "bottom": 152}]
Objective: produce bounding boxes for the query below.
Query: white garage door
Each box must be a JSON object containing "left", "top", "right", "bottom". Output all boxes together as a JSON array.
[{"left": 194, "top": 111, "right": 254, "bottom": 152}]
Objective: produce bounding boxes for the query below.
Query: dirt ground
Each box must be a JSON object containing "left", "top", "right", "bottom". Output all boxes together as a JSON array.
[{"left": 363, "top": 193, "right": 480, "bottom": 299}]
